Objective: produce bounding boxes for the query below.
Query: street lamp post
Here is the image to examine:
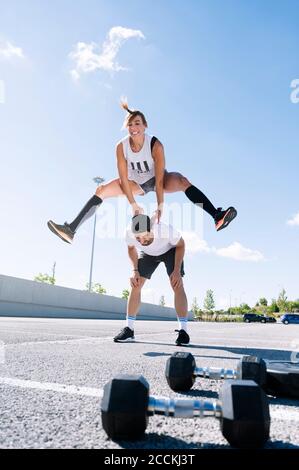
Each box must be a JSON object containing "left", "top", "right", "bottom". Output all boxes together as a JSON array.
[{"left": 88, "top": 176, "right": 105, "bottom": 292}]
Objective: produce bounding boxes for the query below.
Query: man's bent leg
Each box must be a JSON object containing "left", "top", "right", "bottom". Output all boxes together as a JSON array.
[
  {"left": 174, "top": 285, "right": 188, "bottom": 331},
  {"left": 171, "top": 283, "right": 190, "bottom": 345},
  {"left": 126, "top": 277, "right": 147, "bottom": 329},
  {"left": 113, "top": 277, "right": 147, "bottom": 342}
]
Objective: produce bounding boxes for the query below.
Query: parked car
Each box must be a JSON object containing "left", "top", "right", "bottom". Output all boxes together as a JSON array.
[
  {"left": 280, "top": 313, "right": 299, "bottom": 325},
  {"left": 243, "top": 313, "right": 277, "bottom": 323}
]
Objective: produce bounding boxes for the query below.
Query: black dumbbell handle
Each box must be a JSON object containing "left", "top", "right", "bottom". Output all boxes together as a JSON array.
[
  {"left": 194, "top": 366, "right": 238, "bottom": 380},
  {"left": 147, "top": 395, "right": 222, "bottom": 419}
]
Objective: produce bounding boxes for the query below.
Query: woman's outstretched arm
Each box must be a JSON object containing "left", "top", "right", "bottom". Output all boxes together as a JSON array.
[{"left": 116, "top": 143, "right": 143, "bottom": 216}]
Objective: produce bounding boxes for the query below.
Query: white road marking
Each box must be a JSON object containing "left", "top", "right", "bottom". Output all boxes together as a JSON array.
[
  {"left": 136, "top": 338, "right": 294, "bottom": 352},
  {"left": 0, "top": 376, "right": 299, "bottom": 423},
  {"left": 0, "top": 328, "right": 86, "bottom": 338},
  {"left": 0, "top": 377, "right": 103, "bottom": 398},
  {"left": 271, "top": 408, "right": 299, "bottom": 422},
  {"left": 0, "top": 337, "right": 294, "bottom": 354},
  {"left": 6, "top": 331, "right": 172, "bottom": 347}
]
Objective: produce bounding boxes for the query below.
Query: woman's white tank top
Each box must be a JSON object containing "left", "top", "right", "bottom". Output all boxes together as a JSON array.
[{"left": 120, "top": 133, "right": 155, "bottom": 185}]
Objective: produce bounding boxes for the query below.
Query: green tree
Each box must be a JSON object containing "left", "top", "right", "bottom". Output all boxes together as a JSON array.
[
  {"left": 256, "top": 297, "right": 268, "bottom": 314},
  {"left": 191, "top": 297, "right": 203, "bottom": 320},
  {"left": 229, "top": 305, "right": 251, "bottom": 315},
  {"left": 159, "top": 295, "right": 166, "bottom": 307},
  {"left": 34, "top": 273, "right": 55, "bottom": 285},
  {"left": 203, "top": 290, "right": 215, "bottom": 314},
  {"left": 122, "top": 289, "right": 130, "bottom": 300},
  {"left": 268, "top": 299, "right": 280, "bottom": 313},
  {"left": 34, "top": 262, "right": 56, "bottom": 285},
  {"left": 288, "top": 301, "right": 299, "bottom": 312},
  {"left": 240, "top": 303, "right": 251, "bottom": 312},
  {"left": 191, "top": 297, "right": 199, "bottom": 314},
  {"left": 86, "top": 283, "right": 107, "bottom": 294},
  {"left": 277, "top": 288, "right": 288, "bottom": 312}
]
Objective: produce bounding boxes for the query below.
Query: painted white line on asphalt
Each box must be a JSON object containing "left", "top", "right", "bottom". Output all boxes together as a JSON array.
[
  {"left": 0, "top": 328, "right": 86, "bottom": 338},
  {"left": 0, "top": 376, "right": 299, "bottom": 424},
  {"left": 10, "top": 337, "right": 114, "bottom": 347},
  {"left": 136, "top": 339, "right": 294, "bottom": 352},
  {"left": 0, "top": 324, "right": 295, "bottom": 351},
  {"left": 9, "top": 331, "right": 171, "bottom": 347},
  {"left": 0, "top": 377, "right": 103, "bottom": 398},
  {"left": 271, "top": 408, "right": 299, "bottom": 422},
  {"left": 4, "top": 337, "right": 294, "bottom": 353}
]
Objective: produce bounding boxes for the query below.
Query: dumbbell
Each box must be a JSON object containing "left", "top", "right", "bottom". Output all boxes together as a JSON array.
[
  {"left": 101, "top": 374, "right": 270, "bottom": 448},
  {"left": 166, "top": 352, "right": 267, "bottom": 392}
]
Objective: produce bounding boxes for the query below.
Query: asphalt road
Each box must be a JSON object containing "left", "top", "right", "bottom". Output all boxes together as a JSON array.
[{"left": 0, "top": 317, "right": 299, "bottom": 449}]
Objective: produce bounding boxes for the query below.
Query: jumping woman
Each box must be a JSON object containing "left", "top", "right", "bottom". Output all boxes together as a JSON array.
[{"left": 47, "top": 101, "right": 237, "bottom": 243}]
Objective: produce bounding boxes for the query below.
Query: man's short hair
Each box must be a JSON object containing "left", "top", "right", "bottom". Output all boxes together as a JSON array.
[{"left": 132, "top": 214, "right": 151, "bottom": 234}]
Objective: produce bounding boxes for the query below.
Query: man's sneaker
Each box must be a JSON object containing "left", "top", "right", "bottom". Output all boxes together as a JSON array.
[
  {"left": 175, "top": 329, "right": 190, "bottom": 346},
  {"left": 47, "top": 220, "right": 75, "bottom": 244},
  {"left": 214, "top": 207, "right": 237, "bottom": 232},
  {"left": 113, "top": 327, "right": 135, "bottom": 343}
]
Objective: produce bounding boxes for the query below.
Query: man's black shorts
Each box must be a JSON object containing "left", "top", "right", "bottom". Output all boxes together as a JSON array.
[{"left": 137, "top": 247, "right": 185, "bottom": 280}]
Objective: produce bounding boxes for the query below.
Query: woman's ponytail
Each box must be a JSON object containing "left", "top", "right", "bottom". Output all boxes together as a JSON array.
[
  {"left": 120, "top": 97, "right": 148, "bottom": 129},
  {"left": 120, "top": 99, "right": 134, "bottom": 114}
]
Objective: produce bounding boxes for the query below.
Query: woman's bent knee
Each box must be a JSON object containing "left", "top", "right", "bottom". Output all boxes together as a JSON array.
[
  {"left": 180, "top": 176, "right": 191, "bottom": 190},
  {"left": 95, "top": 185, "right": 104, "bottom": 197}
]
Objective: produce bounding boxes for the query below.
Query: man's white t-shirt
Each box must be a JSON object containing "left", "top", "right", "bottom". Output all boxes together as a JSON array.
[{"left": 125, "top": 222, "right": 182, "bottom": 256}]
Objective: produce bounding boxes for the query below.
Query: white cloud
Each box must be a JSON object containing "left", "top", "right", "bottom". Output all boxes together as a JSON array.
[
  {"left": 180, "top": 232, "right": 264, "bottom": 263},
  {"left": 213, "top": 241, "right": 265, "bottom": 262},
  {"left": 0, "top": 41, "right": 24, "bottom": 60},
  {"left": 70, "top": 69, "right": 80, "bottom": 82},
  {"left": 181, "top": 231, "right": 210, "bottom": 255},
  {"left": 69, "top": 26, "right": 145, "bottom": 80},
  {"left": 287, "top": 212, "right": 299, "bottom": 226}
]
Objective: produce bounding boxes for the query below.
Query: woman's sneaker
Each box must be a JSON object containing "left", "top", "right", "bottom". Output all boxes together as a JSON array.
[
  {"left": 214, "top": 207, "right": 237, "bottom": 232},
  {"left": 47, "top": 220, "right": 75, "bottom": 244},
  {"left": 175, "top": 329, "right": 190, "bottom": 346},
  {"left": 113, "top": 327, "right": 135, "bottom": 343}
]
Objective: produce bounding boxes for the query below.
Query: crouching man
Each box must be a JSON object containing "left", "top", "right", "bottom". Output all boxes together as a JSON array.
[{"left": 113, "top": 214, "right": 190, "bottom": 346}]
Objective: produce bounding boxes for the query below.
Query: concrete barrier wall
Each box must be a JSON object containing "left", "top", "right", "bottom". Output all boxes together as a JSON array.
[{"left": 0, "top": 274, "right": 193, "bottom": 321}]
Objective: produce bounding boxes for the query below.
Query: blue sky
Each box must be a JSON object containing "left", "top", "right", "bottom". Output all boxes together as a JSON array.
[{"left": 0, "top": 0, "right": 298, "bottom": 309}]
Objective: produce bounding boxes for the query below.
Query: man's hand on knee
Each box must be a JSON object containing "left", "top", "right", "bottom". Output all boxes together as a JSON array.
[
  {"left": 130, "top": 271, "right": 141, "bottom": 288},
  {"left": 170, "top": 269, "right": 182, "bottom": 290}
]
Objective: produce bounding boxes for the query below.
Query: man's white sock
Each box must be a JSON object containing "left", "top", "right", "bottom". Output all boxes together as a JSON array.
[
  {"left": 126, "top": 315, "right": 136, "bottom": 331},
  {"left": 177, "top": 316, "right": 188, "bottom": 332}
]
